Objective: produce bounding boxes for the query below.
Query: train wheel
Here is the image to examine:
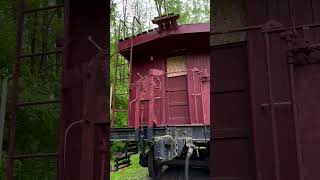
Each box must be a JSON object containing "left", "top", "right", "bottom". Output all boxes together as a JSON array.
[{"left": 148, "top": 150, "right": 161, "bottom": 178}]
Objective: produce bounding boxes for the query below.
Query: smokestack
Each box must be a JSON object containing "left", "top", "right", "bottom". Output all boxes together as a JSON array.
[{"left": 152, "top": 13, "right": 180, "bottom": 31}]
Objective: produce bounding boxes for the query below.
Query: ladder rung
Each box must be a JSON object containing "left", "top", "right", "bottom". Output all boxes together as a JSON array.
[
  {"left": 115, "top": 93, "right": 128, "bottom": 96},
  {"left": 116, "top": 78, "right": 129, "bottom": 81},
  {"left": 22, "top": 4, "right": 64, "bottom": 14},
  {"left": 11, "top": 152, "right": 58, "bottom": 160},
  {"left": 116, "top": 64, "right": 128, "bottom": 67},
  {"left": 19, "top": 50, "right": 62, "bottom": 59},
  {"left": 17, "top": 99, "right": 60, "bottom": 107},
  {"left": 114, "top": 109, "right": 127, "bottom": 112}
]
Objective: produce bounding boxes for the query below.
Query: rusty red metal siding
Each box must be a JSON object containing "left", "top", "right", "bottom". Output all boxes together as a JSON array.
[
  {"left": 211, "top": 42, "right": 255, "bottom": 179},
  {"left": 295, "top": 65, "right": 320, "bottom": 179},
  {"left": 58, "top": 1, "right": 109, "bottom": 180},
  {"left": 166, "top": 75, "right": 190, "bottom": 125},
  {"left": 119, "top": 23, "right": 210, "bottom": 128},
  {"left": 211, "top": 0, "right": 320, "bottom": 179},
  {"left": 127, "top": 51, "right": 210, "bottom": 127},
  {"left": 128, "top": 57, "right": 166, "bottom": 127},
  {"left": 187, "top": 53, "right": 210, "bottom": 125},
  {"left": 245, "top": 0, "right": 320, "bottom": 180}
]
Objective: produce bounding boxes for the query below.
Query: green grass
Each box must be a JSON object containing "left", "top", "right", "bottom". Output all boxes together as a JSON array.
[{"left": 110, "top": 154, "right": 149, "bottom": 180}]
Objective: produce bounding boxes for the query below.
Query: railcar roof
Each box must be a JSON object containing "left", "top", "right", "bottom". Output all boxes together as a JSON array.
[{"left": 117, "top": 23, "right": 209, "bottom": 54}]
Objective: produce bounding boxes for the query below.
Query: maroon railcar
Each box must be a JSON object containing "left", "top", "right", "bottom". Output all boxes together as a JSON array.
[
  {"left": 118, "top": 24, "right": 210, "bottom": 128},
  {"left": 110, "top": 15, "right": 210, "bottom": 178},
  {"left": 210, "top": 1, "right": 320, "bottom": 180}
]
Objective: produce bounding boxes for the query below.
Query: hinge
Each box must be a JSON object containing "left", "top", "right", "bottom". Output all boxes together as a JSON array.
[{"left": 281, "top": 26, "right": 320, "bottom": 65}]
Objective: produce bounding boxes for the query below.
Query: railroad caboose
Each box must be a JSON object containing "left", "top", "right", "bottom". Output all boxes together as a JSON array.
[{"left": 110, "top": 14, "right": 210, "bottom": 178}]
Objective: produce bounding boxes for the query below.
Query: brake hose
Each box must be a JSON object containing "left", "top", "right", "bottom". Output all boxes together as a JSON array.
[{"left": 185, "top": 146, "right": 194, "bottom": 180}]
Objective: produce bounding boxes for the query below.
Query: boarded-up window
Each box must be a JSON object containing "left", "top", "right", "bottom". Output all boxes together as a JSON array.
[{"left": 166, "top": 56, "right": 187, "bottom": 77}]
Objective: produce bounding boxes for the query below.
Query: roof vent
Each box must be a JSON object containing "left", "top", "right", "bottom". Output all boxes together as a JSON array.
[{"left": 152, "top": 13, "right": 180, "bottom": 30}]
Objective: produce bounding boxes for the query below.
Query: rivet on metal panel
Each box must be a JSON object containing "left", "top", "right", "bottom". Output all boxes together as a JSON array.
[{"left": 261, "top": 20, "right": 283, "bottom": 32}]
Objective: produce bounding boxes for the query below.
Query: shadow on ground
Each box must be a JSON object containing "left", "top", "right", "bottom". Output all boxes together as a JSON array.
[{"left": 146, "top": 166, "right": 210, "bottom": 180}]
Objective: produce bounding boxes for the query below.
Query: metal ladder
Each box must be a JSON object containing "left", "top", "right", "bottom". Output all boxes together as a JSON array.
[
  {"left": 5, "top": 1, "right": 64, "bottom": 179},
  {"left": 111, "top": 16, "right": 142, "bottom": 128},
  {"left": 111, "top": 20, "right": 130, "bottom": 128}
]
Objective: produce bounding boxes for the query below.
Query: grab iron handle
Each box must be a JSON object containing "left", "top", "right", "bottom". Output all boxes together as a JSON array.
[{"left": 260, "top": 101, "right": 292, "bottom": 109}]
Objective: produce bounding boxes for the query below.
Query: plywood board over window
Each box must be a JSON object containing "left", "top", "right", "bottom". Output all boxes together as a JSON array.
[{"left": 166, "top": 56, "right": 187, "bottom": 77}]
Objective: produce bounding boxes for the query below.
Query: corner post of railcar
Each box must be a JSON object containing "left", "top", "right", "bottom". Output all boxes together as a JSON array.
[
  {"left": 147, "top": 69, "right": 165, "bottom": 142},
  {"left": 147, "top": 75, "right": 155, "bottom": 142},
  {"left": 134, "top": 80, "right": 141, "bottom": 141}
]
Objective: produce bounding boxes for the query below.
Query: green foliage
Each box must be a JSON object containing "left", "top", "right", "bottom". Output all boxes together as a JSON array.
[
  {"left": 0, "top": 1, "right": 15, "bottom": 77},
  {"left": 154, "top": 0, "right": 210, "bottom": 23}
]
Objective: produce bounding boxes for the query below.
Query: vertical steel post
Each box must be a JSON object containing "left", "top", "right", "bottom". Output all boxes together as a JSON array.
[
  {"left": 285, "top": 32, "right": 305, "bottom": 180},
  {"left": 0, "top": 76, "right": 11, "bottom": 169},
  {"left": 110, "top": 86, "right": 113, "bottom": 114},
  {"left": 6, "top": 0, "right": 25, "bottom": 179},
  {"left": 129, "top": 16, "right": 135, "bottom": 92},
  {"left": 192, "top": 69, "right": 199, "bottom": 124},
  {"left": 130, "top": 17, "right": 136, "bottom": 136},
  {"left": 59, "top": 1, "right": 109, "bottom": 179},
  {"left": 263, "top": 32, "right": 280, "bottom": 180},
  {"left": 200, "top": 72, "right": 206, "bottom": 122},
  {"left": 148, "top": 76, "right": 155, "bottom": 140}
]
